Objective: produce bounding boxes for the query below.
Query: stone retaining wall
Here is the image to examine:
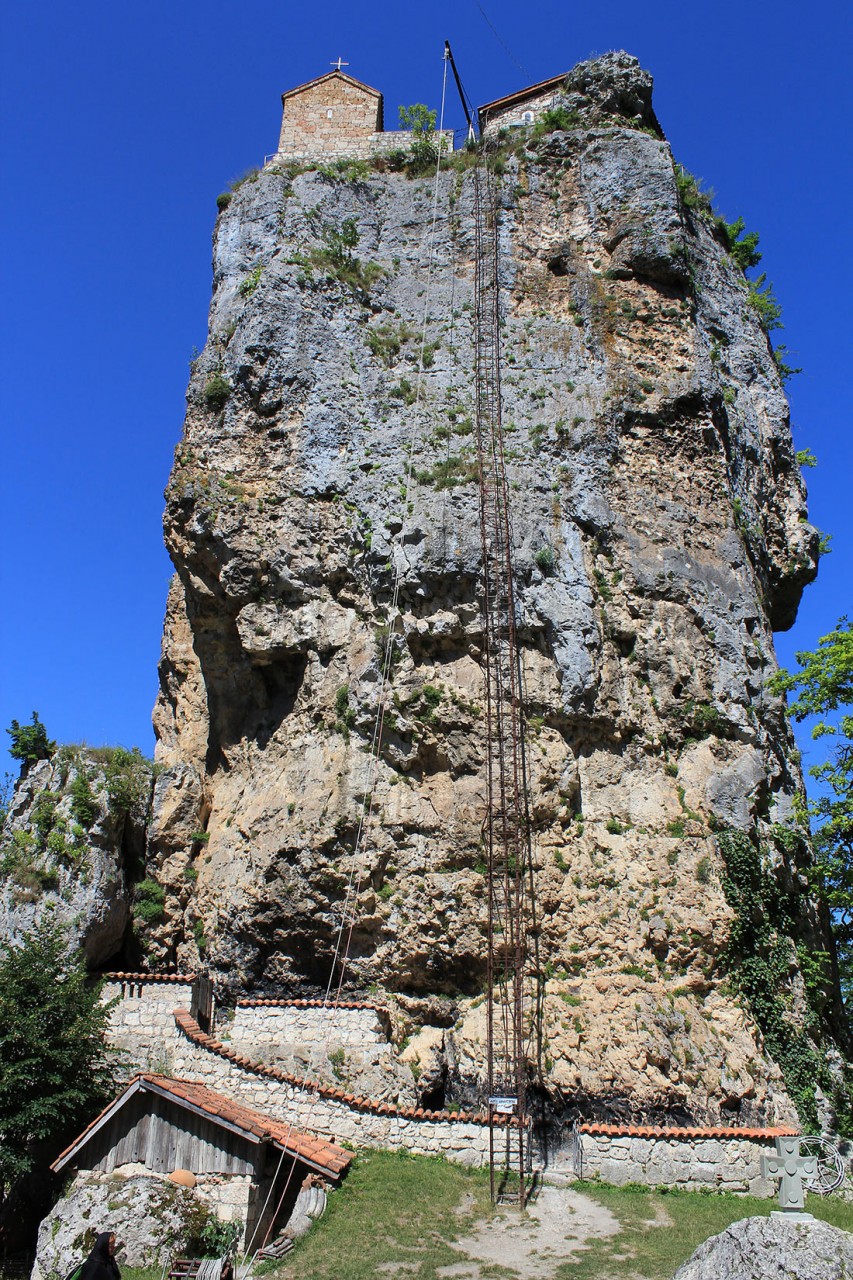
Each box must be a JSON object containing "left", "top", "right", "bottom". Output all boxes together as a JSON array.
[
  {"left": 170, "top": 1012, "right": 492, "bottom": 1167},
  {"left": 229, "top": 1002, "right": 388, "bottom": 1053},
  {"left": 101, "top": 983, "right": 812, "bottom": 1193},
  {"left": 572, "top": 1131, "right": 777, "bottom": 1196},
  {"left": 103, "top": 975, "right": 195, "bottom": 1076}
]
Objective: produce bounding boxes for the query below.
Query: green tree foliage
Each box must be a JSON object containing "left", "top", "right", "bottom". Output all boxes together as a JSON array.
[
  {"left": 6, "top": 713, "right": 55, "bottom": 769},
  {"left": 69, "top": 770, "right": 98, "bottom": 828},
  {"left": 715, "top": 827, "right": 841, "bottom": 1129},
  {"left": 716, "top": 214, "right": 762, "bottom": 271},
  {"left": 747, "top": 273, "right": 784, "bottom": 332},
  {"left": 321, "top": 218, "right": 359, "bottom": 267},
  {"left": 398, "top": 103, "right": 442, "bottom": 175},
  {"left": 770, "top": 619, "right": 853, "bottom": 1002},
  {"left": 0, "top": 921, "right": 116, "bottom": 1201},
  {"left": 103, "top": 746, "right": 153, "bottom": 817}
]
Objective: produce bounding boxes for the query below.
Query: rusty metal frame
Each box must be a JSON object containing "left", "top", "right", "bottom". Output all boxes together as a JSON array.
[{"left": 473, "top": 158, "right": 531, "bottom": 1207}]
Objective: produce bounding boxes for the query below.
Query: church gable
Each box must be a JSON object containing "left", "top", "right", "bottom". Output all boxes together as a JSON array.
[{"left": 277, "top": 70, "right": 384, "bottom": 159}]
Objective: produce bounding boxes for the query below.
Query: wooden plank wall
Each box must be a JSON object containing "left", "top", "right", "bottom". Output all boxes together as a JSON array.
[{"left": 82, "top": 1093, "right": 260, "bottom": 1176}]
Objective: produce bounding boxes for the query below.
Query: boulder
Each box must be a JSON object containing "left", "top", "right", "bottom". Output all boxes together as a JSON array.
[
  {"left": 33, "top": 1174, "right": 209, "bottom": 1280},
  {"left": 671, "top": 1214, "right": 853, "bottom": 1280}
]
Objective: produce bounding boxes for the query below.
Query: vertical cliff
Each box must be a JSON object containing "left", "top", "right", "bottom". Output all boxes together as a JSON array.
[{"left": 144, "top": 52, "right": 845, "bottom": 1127}]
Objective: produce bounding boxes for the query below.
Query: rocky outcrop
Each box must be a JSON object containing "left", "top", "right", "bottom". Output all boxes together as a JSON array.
[
  {"left": 671, "top": 1214, "right": 853, "bottom": 1280},
  {"left": 0, "top": 748, "right": 152, "bottom": 967},
  {"left": 142, "top": 52, "right": 843, "bottom": 1125},
  {"left": 32, "top": 1174, "right": 209, "bottom": 1280}
]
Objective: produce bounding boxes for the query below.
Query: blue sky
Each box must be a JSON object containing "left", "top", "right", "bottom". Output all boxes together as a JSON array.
[{"left": 1, "top": 0, "right": 850, "bottom": 787}]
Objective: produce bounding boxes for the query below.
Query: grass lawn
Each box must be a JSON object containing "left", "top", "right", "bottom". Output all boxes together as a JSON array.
[
  {"left": 558, "top": 1180, "right": 853, "bottom": 1279},
  {"left": 127, "top": 1152, "right": 853, "bottom": 1280},
  {"left": 256, "top": 1149, "right": 494, "bottom": 1280}
]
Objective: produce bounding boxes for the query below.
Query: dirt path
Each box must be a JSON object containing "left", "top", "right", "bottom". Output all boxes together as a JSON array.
[{"left": 437, "top": 1182, "right": 621, "bottom": 1279}]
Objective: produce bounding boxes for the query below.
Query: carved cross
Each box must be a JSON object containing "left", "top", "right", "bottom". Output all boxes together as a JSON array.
[
  {"left": 330, "top": 57, "right": 349, "bottom": 71},
  {"left": 760, "top": 1137, "right": 818, "bottom": 1211}
]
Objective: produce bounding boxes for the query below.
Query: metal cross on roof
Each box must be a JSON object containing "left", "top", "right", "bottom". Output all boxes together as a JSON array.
[
  {"left": 330, "top": 57, "right": 349, "bottom": 71},
  {"left": 761, "top": 1137, "right": 818, "bottom": 1216}
]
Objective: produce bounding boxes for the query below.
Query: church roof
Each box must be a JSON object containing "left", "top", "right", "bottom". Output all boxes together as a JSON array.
[
  {"left": 281, "top": 70, "right": 382, "bottom": 103},
  {"left": 51, "top": 1073, "right": 352, "bottom": 1180},
  {"left": 478, "top": 71, "right": 569, "bottom": 121}
]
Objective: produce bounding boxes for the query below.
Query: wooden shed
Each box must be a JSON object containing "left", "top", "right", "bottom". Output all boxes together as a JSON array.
[{"left": 51, "top": 1075, "right": 351, "bottom": 1245}]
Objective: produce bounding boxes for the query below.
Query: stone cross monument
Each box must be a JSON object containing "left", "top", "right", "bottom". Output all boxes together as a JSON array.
[{"left": 761, "top": 1137, "right": 817, "bottom": 1219}]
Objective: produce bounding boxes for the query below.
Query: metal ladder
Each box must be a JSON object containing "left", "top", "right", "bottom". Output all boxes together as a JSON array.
[{"left": 473, "top": 161, "right": 531, "bottom": 1207}]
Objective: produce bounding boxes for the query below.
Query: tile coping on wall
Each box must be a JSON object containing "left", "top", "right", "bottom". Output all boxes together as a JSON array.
[
  {"left": 172, "top": 1009, "right": 800, "bottom": 1141},
  {"left": 105, "top": 972, "right": 197, "bottom": 984},
  {"left": 174, "top": 1008, "right": 500, "bottom": 1127},
  {"left": 235, "top": 998, "right": 384, "bottom": 1012}
]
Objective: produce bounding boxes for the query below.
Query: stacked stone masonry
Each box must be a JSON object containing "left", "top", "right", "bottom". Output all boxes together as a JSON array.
[
  {"left": 103, "top": 978, "right": 802, "bottom": 1190},
  {"left": 230, "top": 1001, "right": 389, "bottom": 1051},
  {"left": 480, "top": 85, "right": 564, "bottom": 138},
  {"left": 104, "top": 976, "right": 196, "bottom": 1075},
  {"left": 273, "top": 71, "right": 453, "bottom": 163},
  {"left": 576, "top": 1133, "right": 778, "bottom": 1196}
]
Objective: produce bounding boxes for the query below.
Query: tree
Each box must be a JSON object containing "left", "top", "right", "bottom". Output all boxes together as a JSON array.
[
  {"left": 398, "top": 103, "right": 442, "bottom": 174},
  {"left": 770, "top": 619, "right": 853, "bottom": 1002},
  {"left": 716, "top": 214, "right": 762, "bottom": 272},
  {"left": 0, "top": 920, "right": 116, "bottom": 1206},
  {"left": 6, "top": 712, "right": 55, "bottom": 769}
]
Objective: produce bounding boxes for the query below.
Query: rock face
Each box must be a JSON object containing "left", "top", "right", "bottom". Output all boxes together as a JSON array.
[
  {"left": 0, "top": 748, "right": 152, "bottom": 967},
  {"left": 144, "top": 52, "right": 845, "bottom": 1125},
  {"left": 671, "top": 1214, "right": 853, "bottom": 1280},
  {"left": 32, "top": 1174, "right": 208, "bottom": 1280}
]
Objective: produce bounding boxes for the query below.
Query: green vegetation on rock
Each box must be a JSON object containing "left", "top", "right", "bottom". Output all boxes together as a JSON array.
[
  {"left": 6, "top": 712, "right": 55, "bottom": 768},
  {"left": 770, "top": 619, "right": 853, "bottom": 1003},
  {"left": 716, "top": 825, "right": 851, "bottom": 1131},
  {"left": 0, "top": 920, "right": 116, "bottom": 1202}
]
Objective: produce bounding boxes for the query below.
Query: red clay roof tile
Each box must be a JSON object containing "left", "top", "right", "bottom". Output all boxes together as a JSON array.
[{"left": 51, "top": 1072, "right": 352, "bottom": 1179}]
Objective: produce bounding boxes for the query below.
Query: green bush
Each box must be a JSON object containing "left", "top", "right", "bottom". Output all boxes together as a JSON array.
[
  {"left": 0, "top": 920, "right": 116, "bottom": 1198},
  {"left": 534, "top": 546, "right": 556, "bottom": 576},
  {"left": 366, "top": 321, "right": 415, "bottom": 366},
  {"left": 716, "top": 215, "right": 762, "bottom": 272},
  {"left": 202, "top": 374, "right": 231, "bottom": 410},
  {"left": 389, "top": 378, "right": 418, "bottom": 406},
  {"left": 6, "top": 712, "right": 55, "bottom": 767},
  {"left": 747, "top": 273, "right": 783, "bottom": 332},
  {"left": 684, "top": 700, "right": 727, "bottom": 739},
  {"left": 134, "top": 878, "right": 166, "bottom": 925},
  {"left": 69, "top": 771, "right": 98, "bottom": 828},
  {"left": 238, "top": 265, "right": 263, "bottom": 298},
  {"left": 772, "top": 344, "right": 802, "bottom": 383},
  {"left": 696, "top": 856, "right": 712, "bottom": 884},
  {"left": 533, "top": 106, "right": 580, "bottom": 136},
  {"left": 193, "top": 918, "right": 208, "bottom": 956},
  {"left": 414, "top": 454, "right": 478, "bottom": 489},
  {"left": 104, "top": 746, "right": 153, "bottom": 817},
  {"left": 31, "top": 790, "right": 58, "bottom": 843},
  {"left": 194, "top": 1217, "right": 241, "bottom": 1258},
  {"left": 398, "top": 103, "right": 443, "bottom": 175},
  {"left": 674, "top": 165, "right": 714, "bottom": 216},
  {"left": 215, "top": 191, "right": 232, "bottom": 212},
  {"left": 296, "top": 218, "right": 385, "bottom": 297}
]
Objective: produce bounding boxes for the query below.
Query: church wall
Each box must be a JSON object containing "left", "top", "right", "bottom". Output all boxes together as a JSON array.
[{"left": 277, "top": 79, "right": 381, "bottom": 159}]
